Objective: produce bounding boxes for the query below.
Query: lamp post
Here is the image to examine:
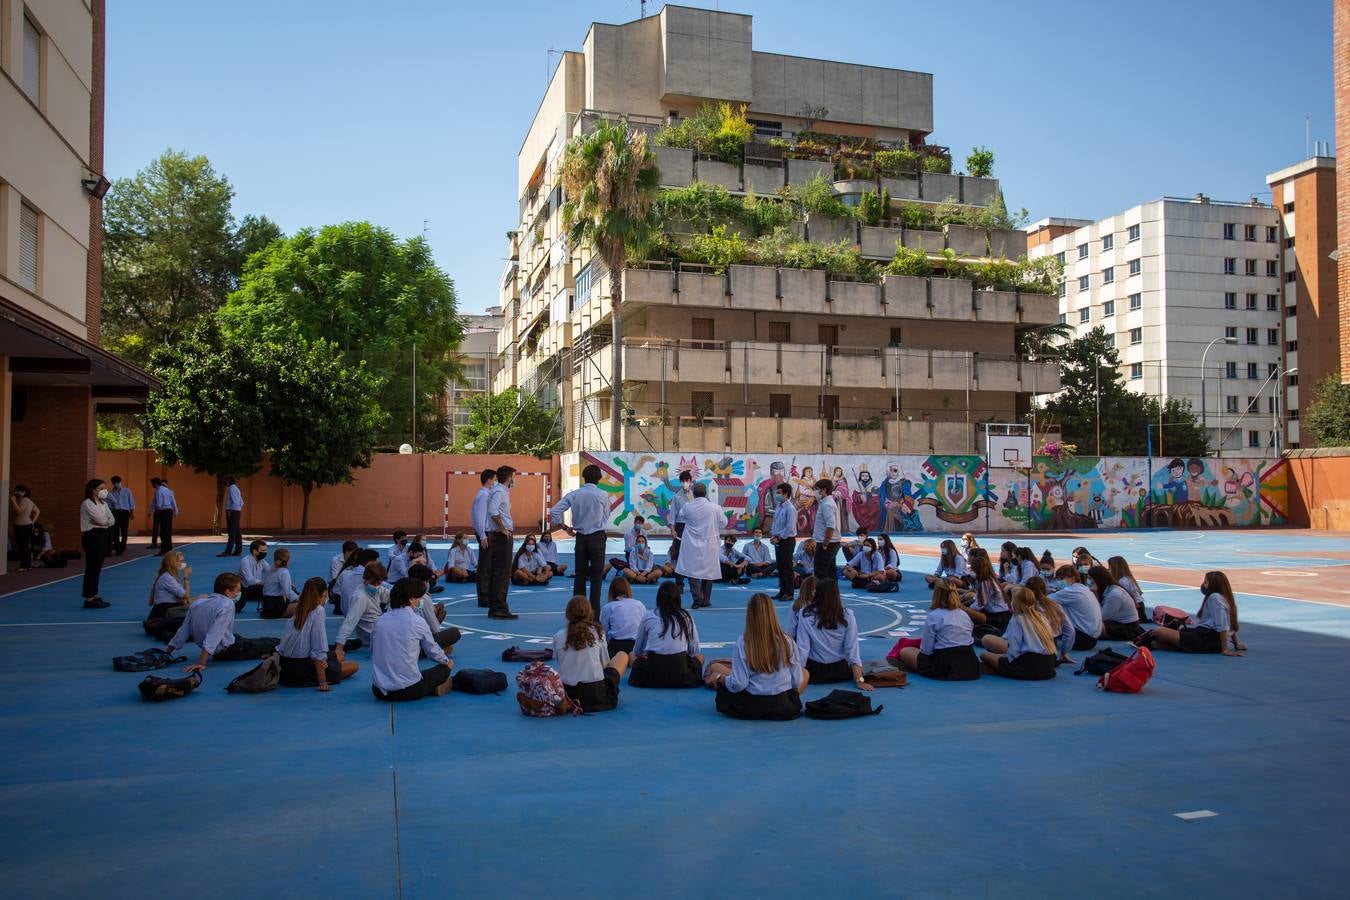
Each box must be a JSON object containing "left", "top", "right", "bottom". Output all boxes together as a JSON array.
[{"left": 1200, "top": 336, "right": 1237, "bottom": 457}]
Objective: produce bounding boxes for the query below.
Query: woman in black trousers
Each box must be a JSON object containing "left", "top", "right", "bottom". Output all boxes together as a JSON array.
[{"left": 79, "top": 479, "right": 114, "bottom": 609}]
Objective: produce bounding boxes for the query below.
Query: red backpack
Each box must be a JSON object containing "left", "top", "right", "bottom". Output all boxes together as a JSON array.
[{"left": 1098, "top": 646, "right": 1155, "bottom": 693}]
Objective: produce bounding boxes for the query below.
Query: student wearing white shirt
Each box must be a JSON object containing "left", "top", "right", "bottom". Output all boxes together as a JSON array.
[
  {"left": 791, "top": 580, "right": 871, "bottom": 688},
  {"left": 1086, "top": 565, "right": 1142, "bottom": 641},
  {"left": 892, "top": 582, "right": 980, "bottom": 681},
  {"left": 485, "top": 465, "right": 520, "bottom": 619},
  {"left": 811, "top": 479, "right": 842, "bottom": 580},
  {"left": 238, "top": 539, "right": 272, "bottom": 612},
  {"left": 792, "top": 539, "right": 816, "bottom": 579},
  {"left": 742, "top": 529, "right": 775, "bottom": 579},
  {"left": 406, "top": 567, "right": 461, "bottom": 650},
  {"left": 623, "top": 535, "right": 661, "bottom": 584},
  {"left": 220, "top": 475, "right": 245, "bottom": 557},
  {"left": 628, "top": 582, "right": 704, "bottom": 688},
  {"left": 926, "top": 539, "right": 971, "bottom": 588},
  {"left": 443, "top": 533, "right": 478, "bottom": 582},
  {"left": 769, "top": 483, "right": 797, "bottom": 600},
  {"left": 719, "top": 536, "right": 750, "bottom": 583},
  {"left": 278, "top": 577, "right": 360, "bottom": 690},
  {"left": 512, "top": 536, "right": 553, "bottom": 585},
  {"left": 1107, "top": 556, "right": 1147, "bottom": 621},
  {"left": 1022, "top": 577, "right": 1076, "bottom": 665},
  {"left": 979, "top": 586, "right": 1059, "bottom": 680},
  {"left": 843, "top": 538, "right": 886, "bottom": 587},
  {"left": 610, "top": 515, "right": 647, "bottom": 574},
  {"left": 78, "top": 479, "right": 116, "bottom": 609},
  {"left": 665, "top": 471, "right": 694, "bottom": 586},
  {"left": 875, "top": 534, "right": 902, "bottom": 584},
  {"left": 841, "top": 527, "right": 870, "bottom": 561},
  {"left": 146, "top": 551, "right": 191, "bottom": 630},
  {"left": 1049, "top": 566, "right": 1102, "bottom": 651},
  {"left": 552, "top": 596, "right": 631, "bottom": 712},
  {"left": 471, "top": 469, "right": 496, "bottom": 608},
  {"left": 335, "top": 548, "right": 379, "bottom": 616},
  {"left": 335, "top": 562, "right": 391, "bottom": 651},
  {"left": 166, "top": 573, "right": 280, "bottom": 671},
  {"left": 705, "top": 593, "right": 809, "bottom": 720},
  {"left": 961, "top": 552, "right": 1011, "bottom": 634},
  {"left": 549, "top": 463, "right": 611, "bottom": 615},
  {"left": 370, "top": 579, "right": 453, "bottom": 701},
  {"left": 537, "top": 532, "right": 567, "bottom": 577},
  {"left": 1138, "top": 571, "right": 1245, "bottom": 656},
  {"left": 260, "top": 547, "right": 301, "bottom": 619},
  {"left": 600, "top": 578, "right": 645, "bottom": 656},
  {"left": 387, "top": 531, "right": 411, "bottom": 583},
  {"left": 330, "top": 541, "right": 359, "bottom": 584}
]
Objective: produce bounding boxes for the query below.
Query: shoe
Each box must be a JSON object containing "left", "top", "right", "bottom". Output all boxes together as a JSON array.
[
  {"left": 772, "top": 593, "right": 791, "bottom": 601},
  {"left": 737, "top": 576, "right": 752, "bottom": 585},
  {"left": 83, "top": 598, "right": 110, "bottom": 609},
  {"left": 429, "top": 586, "right": 445, "bottom": 594},
  {"left": 217, "top": 551, "right": 232, "bottom": 557},
  {"left": 488, "top": 611, "right": 519, "bottom": 620},
  {"left": 477, "top": 601, "right": 491, "bottom": 608}
]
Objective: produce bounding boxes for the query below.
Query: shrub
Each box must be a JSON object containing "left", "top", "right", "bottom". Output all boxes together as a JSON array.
[
  {"left": 651, "top": 103, "right": 750, "bottom": 163},
  {"left": 655, "top": 182, "right": 743, "bottom": 232},
  {"left": 898, "top": 203, "right": 937, "bottom": 230},
  {"left": 967, "top": 257, "right": 1021, "bottom": 291},
  {"left": 966, "top": 146, "right": 994, "bottom": 178},
  {"left": 922, "top": 153, "right": 952, "bottom": 174},
  {"left": 743, "top": 228, "right": 876, "bottom": 279},
  {"left": 934, "top": 198, "right": 971, "bottom": 227},
  {"left": 856, "top": 191, "right": 883, "bottom": 227},
  {"left": 792, "top": 173, "right": 851, "bottom": 220},
  {"left": 884, "top": 245, "right": 931, "bottom": 277},
  {"left": 875, "top": 147, "right": 922, "bottom": 177},
  {"left": 681, "top": 224, "right": 748, "bottom": 273},
  {"left": 710, "top": 102, "right": 753, "bottom": 162},
  {"left": 742, "top": 188, "right": 800, "bottom": 235},
  {"left": 939, "top": 248, "right": 968, "bottom": 280}
]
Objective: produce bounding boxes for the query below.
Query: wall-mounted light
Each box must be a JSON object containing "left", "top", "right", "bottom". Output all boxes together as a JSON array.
[{"left": 81, "top": 174, "right": 111, "bottom": 199}]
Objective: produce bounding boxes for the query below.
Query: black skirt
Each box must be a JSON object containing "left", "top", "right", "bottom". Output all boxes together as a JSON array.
[
  {"left": 805, "top": 658, "right": 853, "bottom": 684},
  {"left": 996, "top": 652, "right": 1057, "bottom": 681},
  {"left": 565, "top": 666, "right": 621, "bottom": 712},
  {"left": 278, "top": 653, "right": 344, "bottom": 687},
  {"left": 1102, "top": 619, "right": 1143, "bottom": 641},
  {"left": 915, "top": 645, "right": 980, "bottom": 681},
  {"left": 629, "top": 651, "right": 703, "bottom": 688},
  {"left": 607, "top": 637, "right": 636, "bottom": 657},
  {"left": 1072, "top": 629, "right": 1098, "bottom": 651},
  {"left": 715, "top": 685, "right": 802, "bottom": 720},
  {"left": 260, "top": 594, "right": 291, "bottom": 619},
  {"left": 1179, "top": 626, "right": 1222, "bottom": 654}
]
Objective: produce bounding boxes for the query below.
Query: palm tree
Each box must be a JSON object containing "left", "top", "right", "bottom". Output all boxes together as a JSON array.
[
  {"left": 1018, "top": 321, "right": 1074, "bottom": 361},
  {"left": 560, "top": 120, "right": 661, "bottom": 450}
]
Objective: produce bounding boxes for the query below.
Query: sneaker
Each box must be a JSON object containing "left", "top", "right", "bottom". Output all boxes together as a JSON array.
[
  {"left": 488, "top": 611, "right": 519, "bottom": 620},
  {"left": 737, "top": 576, "right": 752, "bottom": 585},
  {"left": 429, "top": 585, "right": 445, "bottom": 594},
  {"left": 83, "top": 598, "right": 110, "bottom": 609},
  {"left": 216, "top": 551, "right": 232, "bottom": 557}
]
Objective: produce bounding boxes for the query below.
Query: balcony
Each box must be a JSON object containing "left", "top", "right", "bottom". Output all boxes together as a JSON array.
[{"left": 582, "top": 415, "right": 982, "bottom": 455}]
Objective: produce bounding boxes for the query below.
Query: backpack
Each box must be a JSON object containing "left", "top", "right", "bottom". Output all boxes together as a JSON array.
[
  {"left": 1098, "top": 646, "right": 1155, "bottom": 694},
  {"left": 452, "top": 668, "right": 508, "bottom": 694},
  {"left": 885, "top": 637, "right": 922, "bottom": 664},
  {"left": 114, "top": 648, "right": 186, "bottom": 672},
  {"left": 861, "top": 660, "right": 907, "bottom": 688},
  {"left": 1074, "top": 648, "right": 1131, "bottom": 677},
  {"left": 144, "top": 604, "right": 187, "bottom": 643},
  {"left": 1153, "top": 605, "right": 1190, "bottom": 629},
  {"left": 225, "top": 653, "right": 280, "bottom": 694},
  {"left": 138, "top": 670, "right": 202, "bottom": 702},
  {"left": 866, "top": 580, "right": 899, "bottom": 593},
  {"left": 804, "top": 689, "right": 884, "bottom": 719},
  {"left": 515, "top": 661, "right": 576, "bottom": 717},
  {"left": 501, "top": 646, "right": 554, "bottom": 663}
]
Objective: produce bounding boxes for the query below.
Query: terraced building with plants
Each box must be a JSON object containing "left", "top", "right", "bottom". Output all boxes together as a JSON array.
[{"left": 497, "top": 4, "right": 1062, "bottom": 454}]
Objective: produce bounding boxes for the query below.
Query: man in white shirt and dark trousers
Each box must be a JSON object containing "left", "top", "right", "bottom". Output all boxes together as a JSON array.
[
  {"left": 105, "top": 476, "right": 135, "bottom": 556},
  {"left": 770, "top": 483, "right": 797, "bottom": 600},
  {"left": 549, "top": 463, "right": 611, "bottom": 618},
  {"left": 152, "top": 478, "right": 179, "bottom": 555},
  {"left": 471, "top": 469, "right": 496, "bottom": 608},
  {"left": 668, "top": 470, "right": 693, "bottom": 593},
  {"left": 370, "top": 578, "right": 453, "bottom": 701},
  {"left": 220, "top": 475, "right": 244, "bottom": 556},
  {"left": 485, "top": 465, "right": 519, "bottom": 620},
  {"left": 675, "top": 482, "right": 724, "bottom": 609},
  {"left": 812, "top": 477, "right": 841, "bottom": 580}
]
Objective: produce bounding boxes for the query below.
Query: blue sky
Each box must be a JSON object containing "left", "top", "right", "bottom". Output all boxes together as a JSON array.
[{"left": 105, "top": 1, "right": 1334, "bottom": 314}]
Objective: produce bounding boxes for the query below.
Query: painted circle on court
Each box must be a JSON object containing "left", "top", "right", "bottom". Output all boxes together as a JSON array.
[{"left": 1259, "top": 570, "right": 1317, "bottom": 577}]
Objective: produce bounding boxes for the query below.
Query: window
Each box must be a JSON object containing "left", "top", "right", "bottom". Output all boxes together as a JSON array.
[
  {"left": 1267, "top": 226, "right": 1278, "bottom": 242},
  {"left": 1127, "top": 224, "right": 1141, "bottom": 242},
  {"left": 1286, "top": 271, "right": 1296, "bottom": 283},
  {"left": 1266, "top": 260, "right": 1278, "bottom": 277},
  {"left": 1246, "top": 293, "right": 1257, "bottom": 310},
  {"left": 1289, "top": 408, "right": 1299, "bottom": 420},
  {"left": 1288, "top": 373, "right": 1298, "bottom": 386},
  {"left": 690, "top": 391, "right": 714, "bottom": 417},
  {"left": 1102, "top": 300, "right": 1115, "bottom": 317},
  {"left": 1246, "top": 397, "right": 1256, "bottom": 411},
  {"left": 1129, "top": 327, "right": 1142, "bottom": 345},
  {"left": 1245, "top": 328, "right": 1257, "bottom": 345},
  {"left": 18, "top": 202, "right": 39, "bottom": 292},
  {"left": 818, "top": 324, "right": 838, "bottom": 347},
  {"left": 1223, "top": 223, "right": 1236, "bottom": 240},
  {"left": 1224, "top": 326, "right": 1237, "bottom": 339},
  {"left": 1128, "top": 259, "right": 1141, "bottom": 276},
  {"left": 1055, "top": 251, "right": 1065, "bottom": 265},
  {"left": 1267, "top": 396, "right": 1276, "bottom": 414},
  {"left": 1283, "top": 201, "right": 1294, "bottom": 213},
  {"left": 1244, "top": 224, "right": 1257, "bottom": 241},
  {"left": 1286, "top": 305, "right": 1297, "bottom": 318},
  {"left": 691, "top": 317, "right": 715, "bottom": 340},
  {"left": 1057, "top": 313, "right": 1067, "bottom": 325},
  {"left": 1224, "top": 258, "right": 1236, "bottom": 275},
  {"left": 769, "top": 394, "right": 792, "bottom": 418},
  {"left": 1225, "top": 396, "right": 1239, "bottom": 414},
  {"left": 1285, "top": 236, "right": 1295, "bottom": 249},
  {"left": 1130, "top": 363, "right": 1143, "bottom": 380},
  {"left": 22, "top": 13, "right": 41, "bottom": 104},
  {"left": 1268, "top": 362, "right": 1278, "bottom": 376},
  {"left": 1266, "top": 294, "right": 1278, "bottom": 310},
  {"left": 1104, "top": 333, "right": 1115, "bottom": 347},
  {"left": 1224, "top": 292, "right": 1237, "bottom": 310},
  {"left": 1079, "top": 308, "right": 1090, "bottom": 323},
  {"left": 1077, "top": 243, "right": 1088, "bottom": 259},
  {"left": 1247, "top": 430, "right": 1260, "bottom": 448},
  {"left": 1078, "top": 275, "right": 1089, "bottom": 291},
  {"left": 888, "top": 327, "right": 903, "bottom": 346},
  {"left": 1286, "top": 340, "right": 1298, "bottom": 352},
  {"left": 1102, "top": 234, "right": 1114, "bottom": 251},
  {"left": 1247, "top": 362, "right": 1259, "bottom": 379},
  {"left": 1129, "top": 293, "right": 1142, "bottom": 310},
  {"left": 1244, "top": 259, "right": 1257, "bottom": 276},
  {"left": 1102, "top": 267, "right": 1114, "bottom": 284},
  {"left": 1267, "top": 328, "right": 1278, "bottom": 345},
  {"left": 1057, "top": 281, "right": 1066, "bottom": 298},
  {"left": 767, "top": 321, "right": 791, "bottom": 343},
  {"left": 1224, "top": 361, "right": 1237, "bottom": 379},
  {"left": 820, "top": 394, "right": 840, "bottom": 422}
]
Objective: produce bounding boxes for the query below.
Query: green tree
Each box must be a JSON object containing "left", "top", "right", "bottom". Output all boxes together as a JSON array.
[
  {"left": 966, "top": 146, "right": 995, "bottom": 178},
  {"left": 1303, "top": 371, "right": 1350, "bottom": 446},
  {"left": 221, "top": 221, "right": 462, "bottom": 450},
  {"left": 451, "top": 388, "right": 560, "bottom": 457},
  {"left": 1142, "top": 396, "right": 1209, "bottom": 457},
  {"left": 560, "top": 121, "right": 661, "bottom": 449}
]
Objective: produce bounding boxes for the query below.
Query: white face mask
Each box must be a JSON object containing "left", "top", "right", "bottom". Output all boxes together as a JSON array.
[
  {"left": 1077, "top": 565, "right": 1090, "bottom": 574},
  {"left": 526, "top": 543, "right": 536, "bottom": 552},
  {"left": 97, "top": 489, "right": 109, "bottom": 500}
]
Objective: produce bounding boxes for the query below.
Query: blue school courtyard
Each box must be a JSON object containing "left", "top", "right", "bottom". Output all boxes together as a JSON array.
[{"left": 2, "top": 529, "right": 1349, "bottom": 898}]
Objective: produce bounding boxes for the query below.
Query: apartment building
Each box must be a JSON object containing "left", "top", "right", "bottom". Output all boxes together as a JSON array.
[
  {"left": 444, "top": 306, "right": 504, "bottom": 444},
  {"left": 1, "top": 0, "right": 155, "bottom": 564},
  {"left": 1027, "top": 196, "right": 1282, "bottom": 454},
  {"left": 498, "top": 4, "right": 1059, "bottom": 455}
]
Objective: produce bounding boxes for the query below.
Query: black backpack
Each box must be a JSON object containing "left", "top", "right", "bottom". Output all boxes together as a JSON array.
[
  {"left": 1074, "top": 648, "right": 1131, "bottom": 676},
  {"left": 226, "top": 653, "right": 281, "bottom": 693},
  {"left": 114, "top": 648, "right": 185, "bottom": 672},
  {"left": 138, "top": 670, "right": 202, "bottom": 702},
  {"left": 453, "top": 668, "right": 508, "bottom": 694},
  {"left": 143, "top": 604, "right": 187, "bottom": 643},
  {"left": 501, "top": 646, "right": 554, "bottom": 663},
  {"left": 804, "top": 689, "right": 884, "bottom": 719}
]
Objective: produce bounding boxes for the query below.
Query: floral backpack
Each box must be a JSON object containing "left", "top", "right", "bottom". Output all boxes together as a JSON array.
[{"left": 516, "top": 661, "right": 579, "bottom": 717}]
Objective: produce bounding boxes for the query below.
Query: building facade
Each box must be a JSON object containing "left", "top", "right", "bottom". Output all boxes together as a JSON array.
[
  {"left": 1267, "top": 156, "right": 1337, "bottom": 448},
  {"left": 498, "top": 4, "right": 1059, "bottom": 455},
  {"left": 1027, "top": 197, "right": 1283, "bottom": 454},
  {"left": 444, "top": 306, "right": 503, "bottom": 444},
  {"left": 1337, "top": 0, "right": 1350, "bottom": 383},
  {"left": 1, "top": 0, "right": 154, "bottom": 565}
]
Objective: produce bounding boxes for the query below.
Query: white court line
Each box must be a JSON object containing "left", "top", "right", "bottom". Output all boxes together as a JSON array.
[
  {"left": 0, "top": 542, "right": 198, "bottom": 600},
  {"left": 0, "top": 619, "right": 145, "bottom": 627},
  {"left": 1174, "top": 810, "right": 1218, "bottom": 821}
]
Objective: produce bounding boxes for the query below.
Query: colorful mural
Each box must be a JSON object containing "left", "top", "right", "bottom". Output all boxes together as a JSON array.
[{"left": 563, "top": 452, "right": 1286, "bottom": 534}]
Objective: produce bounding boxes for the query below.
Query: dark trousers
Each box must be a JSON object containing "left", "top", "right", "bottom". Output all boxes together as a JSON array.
[
  {"left": 372, "top": 664, "right": 450, "bottom": 702},
  {"left": 224, "top": 510, "right": 242, "bottom": 555},
  {"left": 80, "top": 528, "right": 108, "bottom": 599},
  {"left": 150, "top": 509, "right": 160, "bottom": 548},
  {"left": 111, "top": 511, "right": 131, "bottom": 555},
  {"left": 475, "top": 537, "right": 491, "bottom": 607},
  {"left": 775, "top": 539, "right": 795, "bottom": 597},
  {"left": 214, "top": 635, "right": 280, "bottom": 661},
  {"left": 14, "top": 523, "right": 33, "bottom": 568},
  {"left": 814, "top": 541, "right": 840, "bottom": 580},
  {"left": 573, "top": 531, "right": 607, "bottom": 618},
  {"left": 689, "top": 578, "right": 713, "bottom": 607},
  {"left": 154, "top": 509, "right": 174, "bottom": 553},
  {"left": 487, "top": 531, "right": 512, "bottom": 614},
  {"left": 671, "top": 523, "right": 685, "bottom": 586}
]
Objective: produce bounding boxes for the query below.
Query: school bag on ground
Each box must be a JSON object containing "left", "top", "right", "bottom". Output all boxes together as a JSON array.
[
  {"left": 501, "top": 646, "right": 554, "bottom": 663},
  {"left": 515, "top": 661, "right": 577, "bottom": 716},
  {"left": 866, "top": 580, "right": 899, "bottom": 593},
  {"left": 114, "top": 648, "right": 185, "bottom": 672},
  {"left": 1073, "top": 648, "right": 1131, "bottom": 677},
  {"left": 804, "top": 689, "right": 884, "bottom": 719},
  {"left": 225, "top": 653, "right": 281, "bottom": 694},
  {"left": 453, "top": 668, "right": 508, "bottom": 694},
  {"left": 861, "top": 660, "right": 907, "bottom": 688},
  {"left": 138, "top": 671, "right": 202, "bottom": 702},
  {"left": 1152, "top": 605, "right": 1190, "bottom": 629},
  {"left": 1098, "top": 646, "right": 1155, "bottom": 694},
  {"left": 143, "top": 605, "right": 187, "bottom": 643}
]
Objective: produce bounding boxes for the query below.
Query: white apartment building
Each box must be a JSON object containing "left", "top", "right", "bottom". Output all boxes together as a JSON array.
[
  {"left": 1027, "top": 196, "right": 1282, "bottom": 453},
  {"left": 444, "top": 306, "right": 504, "bottom": 443}
]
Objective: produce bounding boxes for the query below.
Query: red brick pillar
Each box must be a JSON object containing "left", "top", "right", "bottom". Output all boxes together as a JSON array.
[
  {"left": 1337, "top": 0, "right": 1350, "bottom": 381},
  {"left": 10, "top": 387, "right": 97, "bottom": 552}
]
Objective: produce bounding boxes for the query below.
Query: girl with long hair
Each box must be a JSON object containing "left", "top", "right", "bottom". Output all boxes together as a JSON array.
[
  {"left": 705, "top": 593, "right": 809, "bottom": 720},
  {"left": 874, "top": 533, "right": 901, "bottom": 583},
  {"left": 600, "top": 577, "right": 645, "bottom": 656},
  {"left": 512, "top": 535, "right": 553, "bottom": 585},
  {"left": 623, "top": 534, "right": 662, "bottom": 584},
  {"left": 443, "top": 533, "right": 478, "bottom": 583},
  {"left": 278, "top": 577, "right": 360, "bottom": 690},
  {"left": 1022, "top": 576, "right": 1076, "bottom": 665},
  {"left": 791, "top": 579, "right": 871, "bottom": 689},
  {"left": 261, "top": 547, "right": 301, "bottom": 619},
  {"left": 893, "top": 582, "right": 980, "bottom": 681},
  {"left": 962, "top": 552, "right": 1011, "bottom": 633},
  {"left": 629, "top": 581, "right": 703, "bottom": 688},
  {"left": 926, "top": 538, "right": 970, "bottom": 587},
  {"left": 1086, "top": 565, "right": 1141, "bottom": 640},
  {"left": 979, "top": 586, "right": 1059, "bottom": 680},
  {"left": 1107, "top": 555, "right": 1145, "bottom": 616},
  {"left": 147, "top": 550, "right": 191, "bottom": 610},
  {"left": 552, "top": 595, "right": 630, "bottom": 711},
  {"left": 843, "top": 537, "right": 886, "bottom": 587},
  {"left": 792, "top": 539, "right": 817, "bottom": 578},
  {"left": 1138, "top": 571, "right": 1244, "bottom": 655}
]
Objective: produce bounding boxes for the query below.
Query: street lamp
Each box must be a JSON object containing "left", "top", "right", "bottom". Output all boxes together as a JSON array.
[{"left": 1201, "top": 336, "right": 1238, "bottom": 457}]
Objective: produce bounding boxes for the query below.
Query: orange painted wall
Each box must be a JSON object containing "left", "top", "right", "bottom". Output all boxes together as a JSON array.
[
  {"left": 93, "top": 451, "right": 559, "bottom": 535},
  {"left": 1285, "top": 453, "right": 1350, "bottom": 530}
]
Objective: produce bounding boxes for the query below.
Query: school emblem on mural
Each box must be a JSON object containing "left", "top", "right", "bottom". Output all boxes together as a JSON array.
[{"left": 918, "top": 456, "right": 995, "bottom": 524}]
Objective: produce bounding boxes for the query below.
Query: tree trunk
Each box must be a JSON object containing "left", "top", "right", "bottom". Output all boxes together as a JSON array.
[
  {"left": 301, "top": 484, "right": 311, "bottom": 535},
  {"left": 213, "top": 474, "right": 225, "bottom": 534},
  {"left": 609, "top": 271, "right": 623, "bottom": 451}
]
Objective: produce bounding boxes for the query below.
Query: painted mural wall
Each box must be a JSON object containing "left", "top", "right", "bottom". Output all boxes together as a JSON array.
[{"left": 562, "top": 452, "right": 1289, "bottom": 535}]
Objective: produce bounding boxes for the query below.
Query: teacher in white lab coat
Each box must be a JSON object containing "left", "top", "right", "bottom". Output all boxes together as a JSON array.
[{"left": 674, "top": 482, "right": 723, "bottom": 610}]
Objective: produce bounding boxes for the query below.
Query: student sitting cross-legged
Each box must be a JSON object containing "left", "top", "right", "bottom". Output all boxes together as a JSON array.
[
  {"left": 978, "top": 585, "right": 1061, "bottom": 680},
  {"left": 792, "top": 539, "right": 816, "bottom": 580},
  {"left": 610, "top": 515, "right": 646, "bottom": 575},
  {"left": 260, "top": 547, "right": 300, "bottom": 619},
  {"left": 961, "top": 552, "right": 1011, "bottom": 635},
  {"left": 165, "top": 572, "right": 281, "bottom": 673},
  {"left": 1136, "top": 571, "right": 1245, "bottom": 656},
  {"left": 147, "top": 550, "right": 191, "bottom": 621},
  {"left": 278, "top": 577, "right": 359, "bottom": 690},
  {"left": 742, "top": 528, "right": 776, "bottom": 579},
  {"left": 408, "top": 563, "right": 461, "bottom": 650},
  {"left": 925, "top": 539, "right": 970, "bottom": 588},
  {"left": 790, "top": 579, "right": 872, "bottom": 689},
  {"left": 1047, "top": 565, "right": 1102, "bottom": 651},
  {"left": 552, "top": 596, "right": 630, "bottom": 713},
  {"left": 719, "top": 536, "right": 750, "bottom": 584},
  {"left": 875, "top": 534, "right": 902, "bottom": 583},
  {"left": 335, "top": 561, "right": 390, "bottom": 652},
  {"left": 442, "top": 533, "right": 478, "bottom": 583},
  {"left": 370, "top": 577, "right": 454, "bottom": 702},
  {"left": 842, "top": 538, "right": 886, "bottom": 588},
  {"left": 705, "top": 593, "right": 810, "bottom": 720},
  {"left": 1085, "top": 565, "right": 1142, "bottom": 641},
  {"left": 538, "top": 531, "right": 568, "bottom": 577},
  {"left": 512, "top": 536, "right": 553, "bottom": 586},
  {"left": 628, "top": 581, "right": 704, "bottom": 688},
  {"left": 623, "top": 535, "right": 662, "bottom": 584},
  {"left": 600, "top": 577, "right": 645, "bottom": 656},
  {"left": 335, "top": 548, "right": 380, "bottom": 616},
  {"left": 893, "top": 581, "right": 980, "bottom": 681}
]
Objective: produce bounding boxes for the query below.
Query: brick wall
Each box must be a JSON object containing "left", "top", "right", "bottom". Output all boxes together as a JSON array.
[
  {"left": 1337, "top": 0, "right": 1350, "bottom": 382},
  {"left": 11, "top": 387, "right": 97, "bottom": 549}
]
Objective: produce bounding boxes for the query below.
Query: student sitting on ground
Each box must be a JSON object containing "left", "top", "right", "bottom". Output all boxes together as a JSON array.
[
  {"left": 1048, "top": 565, "right": 1102, "bottom": 651},
  {"left": 926, "top": 539, "right": 970, "bottom": 588},
  {"left": 1071, "top": 547, "right": 1099, "bottom": 575},
  {"left": 719, "top": 536, "right": 751, "bottom": 584},
  {"left": 443, "top": 533, "right": 478, "bottom": 583},
  {"left": 238, "top": 539, "right": 271, "bottom": 610},
  {"left": 610, "top": 515, "right": 646, "bottom": 575},
  {"left": 960, "top": 532, "right": 979, "bottom": 560},
  {"left": 978, "top": 585, "right": 1060, "bottom": 680},
  {"left": 1107, "top": 555, "right": 1146, "bottom": 616},
  {"left": 335, "top": 562, "right": 390, "bottom": 651},
  {"left": 388, "top": 531, "right": 412, "bottom": 582},
  {"left": 624, "top": 534, "right": 662, "bottom": 584},
  {"left": 1022, "top": 576, "right": 1077, "bottom": 665},
  {"left": 370, "top": 577, "right": 454, "bottom": 701},
  {"left": 791, "top": 575, "right": 818, "bottom": 623},
  {"left": 875, "top": 534, "right": 902, "bottom": 583},
  {"left": 553, "top": 595, "right": 630, "bottom": 712},
  {"left": 997, "top": 541, "right": 1019, "bottom": 581},
  {"left": 842, "top": 537, "right": 886, "bottom": 587},
  {"left": 512, "top": 536, "right": 553, "bottom": 586},
  {"left": 961, "top": 552, "right": 1013, "bottom": 634},
  {"left": 408, "top": 563, "right": 460, "bottom": 650},
  {"left": 892, "top": 581, "right": 980, "bottom": 681},
  {"left": 599, "top": 577, "right": 645, "bottom": 656},
  {"left": 330, "top": 540, "right": 359, "bottom": 584},
  {"left": 841, "top": 528, "right": 870, "bottom": 560},
  {"left": 278, "top": 577, "right": 359, "bottom": 690},
  {"left": 705, "top": 593, "right": 810, "bottom": 720},
  {"left": 742, "top": 529, "right": 776, "bottom": 579},
  {"left": 260, "top": 547, "right": 301, "bottom": 619},
  {"left": 1009, "top": 547, "right": 1039, "bottom": 585},
  {"left": 629, "top": 581, "right": 704, "bottom": 688},
  {"left": 1085, "top": 565, "right": 1142, "bottom": 641},
  {"left": 165, "top": 572, "right": 280, "bottom": 672},
  {"left": 792, "top": 539, "right": 816, "bottom": 579},
  {"left": 1039, "top": 549, "right": 1056, "bottom": 575},
  {"left": 791, "top": 579, "right": 871, "bottom": 689},
  {"left": 147, "top": 550, "right": 191, "bottom": 618},
  {"left": 333, "top": 546, "right": 376, "bottom": 614},
  {"left": 1137, "top": 571, "right": 1245, "bottom": 656},
  {"left": 538, "top": 531, "right": 567, "bottom": 577}
]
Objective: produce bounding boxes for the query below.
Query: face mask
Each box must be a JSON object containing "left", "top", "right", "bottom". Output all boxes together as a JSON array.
[
  {"left": 97, "top": 489, "right": 109, "bottom": 500},
  {"left": 526, "top": 543, "right": 536, "bottom": 551},
  {"left": 637, "top": 542, "right": 646, "bottom": 549},
  {"left": 541, "top": 536, "right": 551, "bottom": 543},
  {"left": 365, "top": 584, "right": 379, "bottom": 596},
  {"left": 1077, "top": 565, "right": 1089, "bottom": 574},
  {"left": 411, "top": 596, "right": 423, "bottom": 609},
  {"left": 1041, "top": 569, "right": 1052, "bottom": 578}
]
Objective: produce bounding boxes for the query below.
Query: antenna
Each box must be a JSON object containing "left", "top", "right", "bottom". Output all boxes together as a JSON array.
[
  {"left": 640, "top": 0, "right": 647, "bottom": 16},
  {"left": 422, "top": 219, "right": 430, "bottom": 238},
  {"left": 547, "top": 46, "right": 557, "bottom": 85},
  {"left": 1306, "top": 116, "right": 1310, "bottom": 159}
]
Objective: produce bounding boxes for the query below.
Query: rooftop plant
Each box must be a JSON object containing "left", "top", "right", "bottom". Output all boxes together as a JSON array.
[
  {"left": 883, "top": 245, "right": 931, "bottom": 277},
  {"left": 966, "top": 146, "right": 994, "bottom": 178},
  {"left": 652, "top": 102, "right": 753, "bottom": 163}
]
